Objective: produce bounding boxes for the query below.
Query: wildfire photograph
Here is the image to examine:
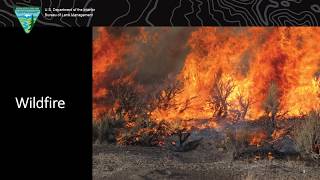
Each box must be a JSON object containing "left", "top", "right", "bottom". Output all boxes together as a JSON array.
[{"left": 93, "top": 27, "right": 320, "bottom": 180}]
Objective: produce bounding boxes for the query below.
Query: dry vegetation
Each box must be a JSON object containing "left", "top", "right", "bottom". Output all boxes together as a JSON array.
[
  {"left": 293, "top": 110, "right": 320, "bottom": 163},
  {"left": 262, "top": 82, "right": 280, "bottom": 130},
  {"left": 93, "top": 115, "right": 124, "bottom": 144}
]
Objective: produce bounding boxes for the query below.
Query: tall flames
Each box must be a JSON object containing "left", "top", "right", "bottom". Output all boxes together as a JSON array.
[{"left": 93, "top": 27, "right": 320, "bottom": 124}]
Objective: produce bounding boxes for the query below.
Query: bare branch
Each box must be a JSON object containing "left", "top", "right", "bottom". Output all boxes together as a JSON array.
[
  {"left": 107, "top": 81, "right": 146, "bottom": 121},
  {"left": 151, "top": 79, "right": 183, "bottom": 112},
  {"left": 208, "top": 70, "right": 235, "bottom": 120},
  {"left": 179, "top": 96, "right": 197, "bottom": 113}
]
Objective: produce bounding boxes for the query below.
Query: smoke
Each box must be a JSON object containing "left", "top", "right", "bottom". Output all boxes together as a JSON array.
[
  {"left": 130, "top": 28, "right": 195, "bottom": 84},
  {"left": 96, "top": 27, "right": 195, "bottom": 85}
]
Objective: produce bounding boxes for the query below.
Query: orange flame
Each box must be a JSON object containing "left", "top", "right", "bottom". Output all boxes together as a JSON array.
[
  {"left": 151, "top": 27, "right": 320, "bottom": 121},
  {"left": 249, "top": 131, "right": 267, "bottom": 147},
  {"left": 93, "top": 27, "right": 320, "bottom": 123},
  {"left": 93, "top": 28, "right": 127, "bottom": 119}
]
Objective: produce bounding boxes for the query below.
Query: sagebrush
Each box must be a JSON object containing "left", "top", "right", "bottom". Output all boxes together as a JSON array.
[{"left": 293, "top": 110, "right": 320, "bottom": 161}]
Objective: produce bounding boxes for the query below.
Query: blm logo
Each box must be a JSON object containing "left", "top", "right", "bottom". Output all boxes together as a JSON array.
[{"left": 14, "top": 7, "right": 41, "bottom": 34}]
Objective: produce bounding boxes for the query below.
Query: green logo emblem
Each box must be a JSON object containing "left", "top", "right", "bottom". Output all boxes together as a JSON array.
[{"left": 14, "top": 7, "right": 41, "bottom": 34}]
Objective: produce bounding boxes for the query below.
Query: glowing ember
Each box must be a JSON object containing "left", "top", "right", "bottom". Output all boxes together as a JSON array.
[
  {"left": 249, "top": 132, "right": 267, "bottom": 147},
  {"left": 272, "top": 128, "right": 287, "bottom": 140}
]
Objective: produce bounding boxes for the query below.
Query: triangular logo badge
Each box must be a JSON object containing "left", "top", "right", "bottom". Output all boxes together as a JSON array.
[{"left": 14, "top": 7, "right": 41, "bottom": 34}]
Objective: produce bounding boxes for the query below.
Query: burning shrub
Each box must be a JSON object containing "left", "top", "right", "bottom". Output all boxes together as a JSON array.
[
  {"left": 93, "top": 115, "right": 125, "bottom": 144},
  {"left": 117, "top": 119, "right": 171, "bottom": 146},
  {"left": 95, "top": 76, "right": 187, "bottom": 146},
  {"left": 108, "top": 80, "right": 147, "bottom": 121},
  {"left": 262, "top": 82, "right": 280, "bottom": 130},
  {"left": 293, "top": 110, "right": 320, "bottom": 162},
  {"left": 152, "top": 79, "right": 183, "bottom": 111},
  {"left": 208, "top": 70, "right": 235, "bottom": 121},
  {"left": 222, "top": 126, "right": 275, "bottom": 160},
  {"left": 236, "top": 94, "right": 251, "bottom": 121},
  {"left": 93, "top": 114, "right": 172, "bottom": 146},
  {"left": 228, "top": 93, "right": 252, "bottom": 122},
  {"left": 150, "top": 78, "right": 195, "bottom": 119}
]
